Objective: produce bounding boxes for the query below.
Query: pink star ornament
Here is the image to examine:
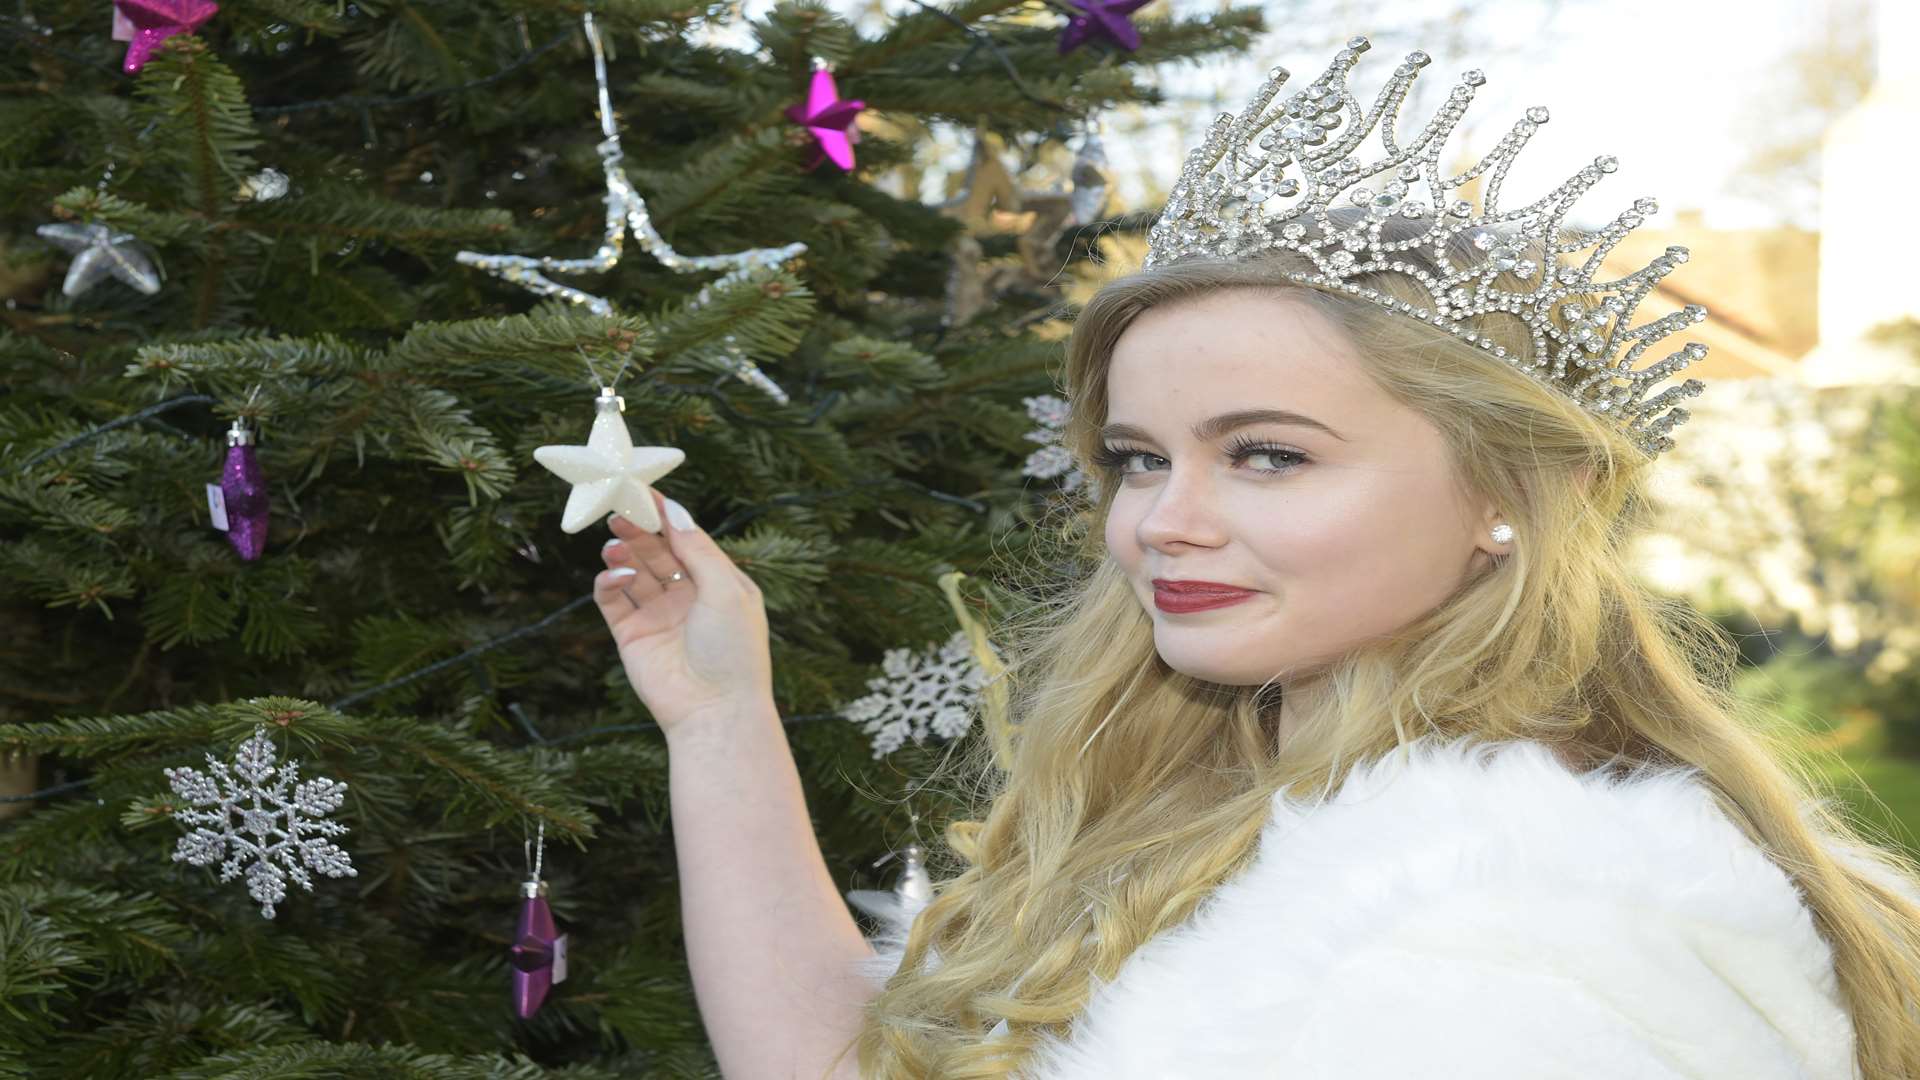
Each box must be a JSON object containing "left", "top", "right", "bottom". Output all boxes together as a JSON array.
[
  {"left": 112, "top": 0, "right": 220, "bottom": 74},
  {"left": 1057, "top": 0, "right": 1153, "bottom": 54},
  {"left": 785, "top": 65, "right": 865, "bottom": 172}
]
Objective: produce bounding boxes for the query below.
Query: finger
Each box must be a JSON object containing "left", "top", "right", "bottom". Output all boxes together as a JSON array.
[
  {"left": 605, "top": 499, "right": 688, "bottom": 583},
  {"left": 601, "top": 535, "right": 631, "bottom": 566},
  {"left": 593, "top": 564, "right": 659, "bottom": 624},
  {"left": 651, "top": 489, "right": 736, "bottom": 594}
]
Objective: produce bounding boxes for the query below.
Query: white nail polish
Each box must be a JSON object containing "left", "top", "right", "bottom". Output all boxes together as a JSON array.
[
  {"left": 664, "top": 497, "right": 695, "bottom": 532},
  {"left": 607, "top": 567, "right": 638, "bottom": 579},
  {"left": 602, "top": 538, "right": 622, "bottom": 551}
]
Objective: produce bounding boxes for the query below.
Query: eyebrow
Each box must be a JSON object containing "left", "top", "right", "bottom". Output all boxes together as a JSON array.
[{"left": 1099, "top": 408, "right": 1348, "bottom": 445}]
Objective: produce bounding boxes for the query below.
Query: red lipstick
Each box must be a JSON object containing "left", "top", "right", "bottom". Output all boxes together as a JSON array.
[{"left": 1152, "top": 579, "right": 1256, "bottom": 613}]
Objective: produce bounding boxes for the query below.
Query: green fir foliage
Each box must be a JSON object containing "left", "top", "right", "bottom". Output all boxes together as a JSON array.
[{"left": 0, "top": 0, "right": 1262, "bottom": 1072}]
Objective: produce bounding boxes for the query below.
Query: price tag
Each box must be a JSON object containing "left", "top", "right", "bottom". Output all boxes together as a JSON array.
[
  {"left": 205, "top": 483, "right": 230, "bottom": 533},
  {"left": 551, "top": 933, "right": 569, "bottom": 984}
]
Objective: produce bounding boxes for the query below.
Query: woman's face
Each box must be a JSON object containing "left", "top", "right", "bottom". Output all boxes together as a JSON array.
[{"left": 1100, "top": 287, "right": 1507, "bottom": 686}]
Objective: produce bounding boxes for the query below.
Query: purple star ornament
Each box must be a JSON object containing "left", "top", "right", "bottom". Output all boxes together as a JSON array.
[
  {"left": 510, "top": 879, "right": 569, "bottom": 1018},
  {"left": 1057, "top": 0, "right": 1153, "bottom": 54},
  {"left": 207, "top": 418, "right": 268, "bottom": 561},
  {"left": 113, "top": 0, "right": 220, "bottom": 74},
  {"left": 785, "top": 65, "right": 865, "bottom": 172}
]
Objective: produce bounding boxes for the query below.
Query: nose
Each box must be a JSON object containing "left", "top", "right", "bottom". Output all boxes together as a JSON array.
[{"left": 1135, "top": 468, "right": 1228, "bottom": 551}]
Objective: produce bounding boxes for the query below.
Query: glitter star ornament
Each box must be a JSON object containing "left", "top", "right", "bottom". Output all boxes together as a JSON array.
[
  {"left": 533, "top": 386, "right": 685, "bottom": 534},
  {"left": 36, "top": 222, "right": 162, "bottom": 297},
  {"left": 1057, "top": 0, "right": 1153, "bottom": 54},
  {"left": 455, "top": 14, "right": 802, "bottom": 404},
  {"left": 785, "top": 60, "right": 865, "bottom": 172},
  {"left": 163, "top": 725, "right": 356, "bottom": 919},
  {"left": 111, "top": 0, "right": 219, "bottom": 74},
  {"left": 456, "top": 13, "right": 805, "bottom": 318}
]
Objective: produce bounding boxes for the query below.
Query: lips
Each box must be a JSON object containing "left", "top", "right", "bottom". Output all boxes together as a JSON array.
[
  {"left": 1151, "top": 580, "right": 1256, "bottom": 614},
  {"left": 1151, "top": 579, "right": 1251, "bottom": 595}
]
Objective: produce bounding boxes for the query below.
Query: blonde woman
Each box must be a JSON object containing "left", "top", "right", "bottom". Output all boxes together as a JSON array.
[{"left": 592, "top": 38, "right": 1920, "bottom": 1080}]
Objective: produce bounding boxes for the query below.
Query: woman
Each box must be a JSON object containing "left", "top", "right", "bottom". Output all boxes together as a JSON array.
[{"left": 594, "top": 38, "right": 1920, "bottom": 1080}]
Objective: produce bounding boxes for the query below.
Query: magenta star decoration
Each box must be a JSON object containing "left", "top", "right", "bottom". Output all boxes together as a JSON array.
[
  {"left": 785, "top": 63, "right": 865, "bottom": 172},
  {"left": 112, "top": 0, "right": 220, "bottom": 74},
  {"left": 1057, "top": 0, "right": 1152, "bottom": 54}
]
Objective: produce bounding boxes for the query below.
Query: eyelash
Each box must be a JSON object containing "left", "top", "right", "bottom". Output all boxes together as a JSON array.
[{"left": 1090, "top": 435, "right": 1311, "bottom": 477}]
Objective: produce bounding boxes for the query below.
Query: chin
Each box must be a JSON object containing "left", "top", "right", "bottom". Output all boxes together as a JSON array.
[{"left": 1155, "top": 646, "right": 1265, "bottom": 686}]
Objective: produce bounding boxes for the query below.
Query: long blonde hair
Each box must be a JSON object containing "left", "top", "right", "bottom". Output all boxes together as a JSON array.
[{"left": 836, "top": 208, "right": 1920, "bottom": 1078}]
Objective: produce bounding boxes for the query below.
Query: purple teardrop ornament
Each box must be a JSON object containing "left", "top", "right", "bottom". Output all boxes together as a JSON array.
[{"left": 220, "top": 420, "right": 268, "bottom": 560}]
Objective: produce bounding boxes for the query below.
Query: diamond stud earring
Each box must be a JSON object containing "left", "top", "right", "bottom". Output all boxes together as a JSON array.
[{"left": 1490, "top": 523, "right": 1515, "bottom": 544}]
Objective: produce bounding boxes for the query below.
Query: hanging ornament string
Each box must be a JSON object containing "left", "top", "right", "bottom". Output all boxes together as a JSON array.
[
  {"left": 510, "top": 819, "right": 569, "bottom": 1018},
  {"left": 578, "top": 344, "right": 631, "bottom": 399}
]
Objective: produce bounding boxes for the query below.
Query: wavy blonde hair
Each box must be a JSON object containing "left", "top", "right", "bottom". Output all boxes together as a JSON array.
[{"left": 833, "top": 207, "right": 1920, "bottom": 1078}]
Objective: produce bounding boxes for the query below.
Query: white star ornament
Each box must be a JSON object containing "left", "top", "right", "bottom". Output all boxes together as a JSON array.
[{"left": 533, "top": 389, "right": 685, "bottom": 534}]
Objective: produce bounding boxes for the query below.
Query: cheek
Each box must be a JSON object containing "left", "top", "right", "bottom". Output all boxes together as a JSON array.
[
  {"left": 1263, "top": 483, "right": 1466, "bottom": 608},
  {"left": 1103, "top": 504, "right": 1137, "bottom": 565}
]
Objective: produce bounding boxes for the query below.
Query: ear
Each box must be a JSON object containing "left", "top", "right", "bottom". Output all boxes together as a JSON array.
[{"left": 1476, "top": 501, "right": 1514, "bottom": 559}]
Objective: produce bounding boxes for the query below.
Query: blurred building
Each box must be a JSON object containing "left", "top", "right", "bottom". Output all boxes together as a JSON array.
[{"left": 1609, "top": 0, "right": 1919, "bottom": 389}]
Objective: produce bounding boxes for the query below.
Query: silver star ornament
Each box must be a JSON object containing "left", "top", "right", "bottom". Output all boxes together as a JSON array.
[
  {"left": 533, "top": 386, "right": 685, "bottom": 534},
  {"left": 37, "top": 222, "right": 162, "bottom": 297}
]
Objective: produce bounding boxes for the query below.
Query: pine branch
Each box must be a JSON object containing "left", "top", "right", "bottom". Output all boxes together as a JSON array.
[
  {"left": 150, "top": 1041, "right": 614, "bottom": 1080},
  {"left": 232, "top": 181, "right": 514, "bottom": 254}
]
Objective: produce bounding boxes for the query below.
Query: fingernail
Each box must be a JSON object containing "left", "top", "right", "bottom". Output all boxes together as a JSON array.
[
  {"left": 664, "top": 497, "right": 695, "bottom": 532},
  {"left": 602, "top": 538, "right": 622, "bottom": 551},
  {"left": 607, "top": 567, "right": 638, "bottom": 580}
]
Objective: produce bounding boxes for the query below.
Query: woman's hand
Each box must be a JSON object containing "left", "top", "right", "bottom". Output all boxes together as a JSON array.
[{"left": 593, "top": 489, "right": 772, "bottom": 739}]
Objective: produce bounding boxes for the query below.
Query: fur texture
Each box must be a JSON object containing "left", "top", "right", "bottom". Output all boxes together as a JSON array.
[{"left": 856, "top": 737, "right": 1891, "bottom": 1078}]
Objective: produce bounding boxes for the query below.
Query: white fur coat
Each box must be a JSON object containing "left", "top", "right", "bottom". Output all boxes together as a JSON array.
[{"left": 852, "top": 737, "right": 1904, "bottom": 1079}]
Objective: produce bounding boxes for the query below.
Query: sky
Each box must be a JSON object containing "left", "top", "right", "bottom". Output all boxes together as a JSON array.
[{"left": 692, "top": 0, "right": 1857, "bottom": 231}]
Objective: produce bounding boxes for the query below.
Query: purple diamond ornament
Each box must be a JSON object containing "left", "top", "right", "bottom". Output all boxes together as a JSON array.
[{"left": 511, "top": 879, "right": 569, "bottom": 1018}]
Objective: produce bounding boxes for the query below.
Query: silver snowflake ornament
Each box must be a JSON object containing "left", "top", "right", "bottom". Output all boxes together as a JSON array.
[
  {"left": 163, "top": 726, "right": 357, "bottom": 918},
  {"left": 36, "top": 222, "right": 162, "bottom": 297},
  {"left": 1019, "top": 394, "right": 1088, "bottom": 495},
  {"left": 841, "top": 630, "right": 987, "bottom": 759}
]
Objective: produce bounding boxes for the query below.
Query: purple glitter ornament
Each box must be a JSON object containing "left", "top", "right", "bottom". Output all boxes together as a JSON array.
[
  {"left": 785, "top": 63, "right": 865, "bottom": 172},
  {"left": 217, "top": 418, "right": 269, "bottom": 560},
  {"left": 1056, "top": 0, "right": 1152, "bottom": 54},
  {"left": 113, "top": 0, "right": 220, "bottom": 74},
  {"left": 510, "top": 878, "right": 569, "bottom": 1018}
]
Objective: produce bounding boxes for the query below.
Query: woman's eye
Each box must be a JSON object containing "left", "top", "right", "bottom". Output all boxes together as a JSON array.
[{"left": 1091, "top": 444, "right": 1307, "bottom": 476}]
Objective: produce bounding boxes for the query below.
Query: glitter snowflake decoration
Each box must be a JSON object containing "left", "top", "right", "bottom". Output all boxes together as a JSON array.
[
  {"left": 841, "top": 630, "right": 988, "bottom": 759},
  {"left": 163, "top": 725, "right": 357, "bottom": 918},
  {"left": 1019, "top": 394, "right": 1089, "bottom": 494}
]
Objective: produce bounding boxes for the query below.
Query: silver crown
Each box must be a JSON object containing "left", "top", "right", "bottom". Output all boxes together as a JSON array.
[{"left": 1144, "top": 36, "right": 1709, "bottom": 457}]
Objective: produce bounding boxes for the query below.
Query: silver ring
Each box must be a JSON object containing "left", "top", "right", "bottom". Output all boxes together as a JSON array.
[{"left": 621, "top": 570, "right": 686, "bottom": 610}]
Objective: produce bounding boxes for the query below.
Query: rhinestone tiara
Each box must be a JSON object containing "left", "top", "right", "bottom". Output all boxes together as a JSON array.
[{"left": 1143, "top": 36, "right": 1709, "bottom": 457}]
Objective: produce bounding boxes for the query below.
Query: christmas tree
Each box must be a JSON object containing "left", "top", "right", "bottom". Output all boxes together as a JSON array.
[{"left": 0, "top": 0, "right": 1259, "bottom": 1074}]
